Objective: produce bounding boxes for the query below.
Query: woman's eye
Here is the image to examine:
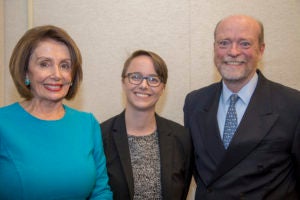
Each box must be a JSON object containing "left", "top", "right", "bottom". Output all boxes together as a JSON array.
[
  {"left": 149, "top": 77, "right": 159, "bottom": 83},
  {"left": 131, "top": 74, "right": 141, "bottom": 80},
  {"left": 60, "top": 63, "right": 72, "bottom": 71},
  {"left": 40, "top": 61, "right": 50, "bottom": 67}
]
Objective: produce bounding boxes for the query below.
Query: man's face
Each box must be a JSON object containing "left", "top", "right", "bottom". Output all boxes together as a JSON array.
[{"left": 214, "top": 16, "right": 265, "bottom": 88}]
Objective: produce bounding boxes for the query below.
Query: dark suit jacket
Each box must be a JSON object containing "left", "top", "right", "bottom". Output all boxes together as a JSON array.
[
  {"left": 184, "top": 70, "right": 300, "bottom": 200},
  {"left": 101, "top": 111, "right": 193, "bottom": 200}
]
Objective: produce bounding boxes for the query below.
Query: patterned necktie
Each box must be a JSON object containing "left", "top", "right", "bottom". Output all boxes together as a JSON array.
[{"left": 223, "top": 94, "right": 239, "bottom": 149}]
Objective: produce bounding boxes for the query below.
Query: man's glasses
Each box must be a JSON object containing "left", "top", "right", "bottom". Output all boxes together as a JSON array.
[{"left": 125, "top": 72, "right": 162, "bottom": 87}]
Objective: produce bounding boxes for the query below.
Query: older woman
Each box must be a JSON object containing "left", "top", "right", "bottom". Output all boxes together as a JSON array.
[
  {"left": 101, "top": 50, "right": 193, "bottom": 200},
  {"left": 0, "top": 25, "right": 112, "bottom": 199}
]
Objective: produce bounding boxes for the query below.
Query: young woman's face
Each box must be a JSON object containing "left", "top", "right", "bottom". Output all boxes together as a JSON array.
[
  {"left": 122, "top": 55, "right": 165, "bottom": 112},
  {"left": 27, "top": 39, "right": 72, "bottom": 103}
]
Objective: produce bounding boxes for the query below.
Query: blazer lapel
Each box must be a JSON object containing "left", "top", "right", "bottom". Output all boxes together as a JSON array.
[
  {"left": 112, "top": 112, "right": 135, "bottom": 198},
  {"left": 156, "top": 114, "right": 173, "bottom": 200},
  {"left": 210, "top": 72, "right": 279, "bottom": 183}
]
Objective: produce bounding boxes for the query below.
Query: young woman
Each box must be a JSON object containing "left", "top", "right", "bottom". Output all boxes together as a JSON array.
[{"left": 101, "top": 50, "right": 193, "bottom": 200}]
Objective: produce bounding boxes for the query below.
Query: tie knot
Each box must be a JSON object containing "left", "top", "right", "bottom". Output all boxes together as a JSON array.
[{"left": 229, "top": 94, "right": 239, "bottom": 105}]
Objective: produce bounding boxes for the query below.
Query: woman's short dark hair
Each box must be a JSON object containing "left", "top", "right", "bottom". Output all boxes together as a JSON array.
[
  {"left": 9, "top": 25, "right": 82, "bottom": 100},
  {"left": 121, "top": 50, "right": 168, "bottom": 84}
]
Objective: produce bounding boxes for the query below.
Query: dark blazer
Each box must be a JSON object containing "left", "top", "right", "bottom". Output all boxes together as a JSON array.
[
  {"left": 184, "top": 70, "right": 300, "bottom": 200},
  {"left": 101, "top": 111, "right": 193, "bottom": 200}
]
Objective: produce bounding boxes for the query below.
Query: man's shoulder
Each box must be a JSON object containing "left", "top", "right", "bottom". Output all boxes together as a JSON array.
[
  {"left": 156, "top": 114, "right": 185, "bottom": 130},
  {"left": 258, "top": 70, "right": 300, "bottom": 98},
  {"left": 270, "top": 80, "right": 300, "bottom": 95},
  {"left": 186, "top": 82, "right": 220, "bottom": 100},
  {"left": 262, "top": 77, "right": 300, "bottom": 101}
]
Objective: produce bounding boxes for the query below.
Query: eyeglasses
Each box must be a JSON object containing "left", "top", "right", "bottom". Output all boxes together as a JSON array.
[{"left": 125, "top": 72, "right": 162, "bottom": 87}]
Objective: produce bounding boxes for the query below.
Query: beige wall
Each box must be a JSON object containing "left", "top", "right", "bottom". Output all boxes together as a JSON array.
[
  {"left": 0, "top": 0, "right": 4, "bottom": 106},
  {"left": 1, "top": 1, "right": 300, "bottom": 198},
  {"left": 2, "top": 0, "right": 300, "bottom": 123},
  {"left": 3, "top": 0, "right": 29, "bottom": 104}
]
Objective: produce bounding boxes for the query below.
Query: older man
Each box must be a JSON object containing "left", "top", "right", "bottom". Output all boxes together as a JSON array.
[{"left": 184, "top": 15, "right": 300, "bottom": 199}]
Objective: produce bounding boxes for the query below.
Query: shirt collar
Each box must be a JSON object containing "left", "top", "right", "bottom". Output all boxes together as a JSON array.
[{"left": 222, "top": 72, "right": 258, "bottom": 105}]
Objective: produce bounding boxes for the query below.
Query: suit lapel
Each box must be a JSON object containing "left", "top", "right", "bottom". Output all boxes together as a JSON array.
[
  {"left": 191, "top": 83, "right": 227, "bottom": 185},
  {"left": 112, "top": 112, "right": 135, "bottom": 198},
  {"left": 156, "top": 115, "right": 172, "bottom": 200},
  {"left": 210, "top": 72, "right": 279, "bottom": 183},
  {"left": 201, "top": 87, "right": 227, "bottom": 165}
]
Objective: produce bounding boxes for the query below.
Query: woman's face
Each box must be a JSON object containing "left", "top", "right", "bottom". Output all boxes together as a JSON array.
[
  {"left": 122, "top": 55, "right": 165, "bottom": 112},
  {"left": 26, "top": 39, "right": 72, "bottom": 104}
]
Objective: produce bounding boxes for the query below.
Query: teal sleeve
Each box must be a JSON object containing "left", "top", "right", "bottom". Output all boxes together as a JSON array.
[{"left": 89, "top": 114, "right": 113, "bottom": 199}]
